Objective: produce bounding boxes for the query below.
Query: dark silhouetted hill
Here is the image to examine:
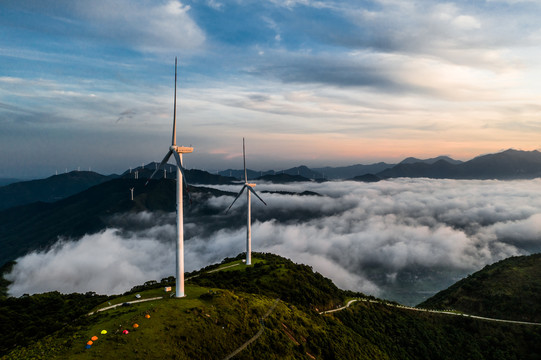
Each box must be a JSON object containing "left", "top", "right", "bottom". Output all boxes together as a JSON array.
[
  {"left": 378, "top": 149, "right": 541, "bottom": 179},
  {"left": 350, "top": 174, "right": 381, "bottom": 182},
  {"left": 399, "top": 155, "right": 463, "bottom": 165},
  {"left": 257, "top": 173, "right": 311, "bottom": 183},
  {"left": 0, "top": 178, "right": 234, "bottom": 266},
  {"left": 0, "top": 171, "right": 115, "bottom": 211},
  {"left": 313, "top": 162, "right": 394, "bottom": 179}
]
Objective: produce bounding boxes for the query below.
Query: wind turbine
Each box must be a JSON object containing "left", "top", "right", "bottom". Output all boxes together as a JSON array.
[
  {"left": 226, "top": 138, "right": 267, "bottom": 265},
  {"left": 146, "top": 57, "right": 193, "bottom": 298}
]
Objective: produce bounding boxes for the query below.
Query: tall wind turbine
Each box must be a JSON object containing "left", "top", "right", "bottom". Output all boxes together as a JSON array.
[
  {"left": 146, "top": 57, "right": 193, "bottom": 298},
  {"left": 226, "top": 138, "right": 267, "bottom": 265}
]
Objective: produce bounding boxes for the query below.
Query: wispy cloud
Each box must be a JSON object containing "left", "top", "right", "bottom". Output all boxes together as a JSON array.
[{"left": 2, "top": 0, "right": 541, "bottom": 177}]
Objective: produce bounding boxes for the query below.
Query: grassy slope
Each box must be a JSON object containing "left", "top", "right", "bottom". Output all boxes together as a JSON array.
[
  {"left": 418, "top": 253, "right": 541, "bottom": 322},
  {"left": 2, "top": 254, "right": 541, "bottom": 360}
]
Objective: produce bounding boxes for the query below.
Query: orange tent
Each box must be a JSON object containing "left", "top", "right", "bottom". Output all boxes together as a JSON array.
[
  {"left": 145, "top": 314, "right": 151, "bottom": 319},
  {"left": 133, "top": 323, "right": 139, "bottom": 328},
  {"left": 87, "top": 341, "right": 93, "bottom": 346},
  {"left": 91, "top": 336, "right": 98, "bottom": 341}
]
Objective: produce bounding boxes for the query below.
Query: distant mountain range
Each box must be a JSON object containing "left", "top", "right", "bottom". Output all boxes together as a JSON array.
[
  {"left": 221, "top": 149, "right": 541, "bottom": 181},
  {"left": 313, "top": 162, "right": 394, "bottom": 179},
  {"left": 3, "top": 148, "right": 541, "bottom": 213},
  {"left": 377, "top": 149, "right": 541, "bottom": 179},
  {"left": 399, "top": 155, "right": 463, "bottom": 165}
]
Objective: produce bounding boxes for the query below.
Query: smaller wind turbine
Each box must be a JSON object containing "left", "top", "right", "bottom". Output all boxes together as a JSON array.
[
  {"left": 226, "top": 138, "right": 267, "bottom": 265},
  {"left": 130, "top": 187, "right": 134, "bottom": 201}
]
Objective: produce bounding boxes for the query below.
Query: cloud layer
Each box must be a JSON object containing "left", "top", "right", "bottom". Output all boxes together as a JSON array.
[{"left": 7, "top": 179, "right": 541, "bottom": 305}]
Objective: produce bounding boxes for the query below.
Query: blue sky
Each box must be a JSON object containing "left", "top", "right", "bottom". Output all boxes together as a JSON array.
[{"left": 1, "top": 0, "right": 541, "bottom": 178}]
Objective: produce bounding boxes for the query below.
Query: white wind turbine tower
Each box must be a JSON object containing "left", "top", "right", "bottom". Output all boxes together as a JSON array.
[
  {"left": 226, "top": 138, "right": 267, "bottom": 265},
  {"left": 146, "top": 57, "right": 193, "bottom": 298}
]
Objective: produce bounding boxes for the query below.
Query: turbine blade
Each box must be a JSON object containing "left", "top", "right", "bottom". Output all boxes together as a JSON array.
[
  {"left": 243, "top": 137, "right": 247, "bottom": 182},
  {"left": 145, "top": 150, "right": 172, "bottom": 186},
  {"left": 172, "top": 151, "right": 192, "bottom": 204},
  {"left": 172, "top": 57, "right": 178, "bottom": 146},
  {"left": 248, "top": 186, "right": 267, "bottom": 206},
  {"left": 226, "top": 186, "right": 247, "bottom": 213}
]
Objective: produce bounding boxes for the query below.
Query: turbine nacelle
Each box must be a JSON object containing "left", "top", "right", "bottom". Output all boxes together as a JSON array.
[{"left": 170, "top": 145, "right": 194, "bottom": 154}]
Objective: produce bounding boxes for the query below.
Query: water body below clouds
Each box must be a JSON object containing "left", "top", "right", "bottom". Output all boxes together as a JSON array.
[{"left": 7, "top": 179, "right": 541, "bottom": 306}]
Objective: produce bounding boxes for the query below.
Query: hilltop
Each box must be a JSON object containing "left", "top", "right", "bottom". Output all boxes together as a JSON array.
[
  {"left": 2, "top": 253, "right": 541, "bottom": 359},
  {"left": 418, "top": 253, "right": 541, "bottom": 323}
]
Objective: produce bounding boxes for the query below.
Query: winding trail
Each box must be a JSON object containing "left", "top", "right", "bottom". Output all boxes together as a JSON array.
[
  {"left": 319, "top": 299, "right": 359, "bottom": 314},
  {"left": 88, "top": 296, "right": 163, "bottom": 315},
  {"left": 207, "top": 263, "right": 240, "bottom": 273},
  {"left": 222, "top": 298, "right": 280, "bottom": 360},
  {"left": 321, "top": 298, "right": 541, "bottom": 326}
]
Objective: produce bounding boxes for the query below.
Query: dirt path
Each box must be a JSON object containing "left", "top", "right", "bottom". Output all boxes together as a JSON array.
[
  {"left": 207, "top": 263, "right": 241, "bottom": 273},
  {"left": 222, "top": 298, "right": 280, "bottom": 360},
  {"left": 88, "top": 296, "right": 163, "bottom": 315},
  {"left": 321, "top": 298, "right": 541, "bottom": 326}
]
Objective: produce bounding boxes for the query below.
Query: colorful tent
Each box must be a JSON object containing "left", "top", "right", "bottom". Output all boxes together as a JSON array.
[
  {"left": 101, "top": 330, "right": 107, "bottom": 335},
  {"left": 87, "top": 341, "right": 93, "bottom": 346},
  {"left": 85, "top": 344, "right": 91, "bottom": 349},
  {"left": 145, "top": 314, "right": 151, "bottom": 319},
  {"left": 123, "top": 330, "right": 129, "bottom": 335},
  {"left": 91, "top": 336, "right": 98, "bottom": 341},
  {"left": 133, "top": 323, "right": 139, "bottom": 328}
]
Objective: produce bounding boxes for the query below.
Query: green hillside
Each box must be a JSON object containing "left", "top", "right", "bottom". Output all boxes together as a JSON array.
[
  {"left": 418, "top": 253, "right": 541, "bottom": 322},
  {"left": 2, "top": 253, "right": 541, "bottom": 360}
]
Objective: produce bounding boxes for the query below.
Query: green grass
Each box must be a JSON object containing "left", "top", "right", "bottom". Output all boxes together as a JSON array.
[
  {"left": 3, "top": 285, "right": 275, "bottom": 359},
  {"left": 4, "top": 253, "right": 541, "bottom": 360}
]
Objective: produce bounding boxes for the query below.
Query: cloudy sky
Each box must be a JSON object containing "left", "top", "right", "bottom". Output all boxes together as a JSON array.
[{"left": 2, "top": 0, "right": 541, "bottom": 178}]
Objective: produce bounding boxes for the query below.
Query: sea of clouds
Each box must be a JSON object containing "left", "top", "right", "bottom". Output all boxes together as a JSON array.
[{"left": 7, "top": 178, "right": 541, "bottom": 305}]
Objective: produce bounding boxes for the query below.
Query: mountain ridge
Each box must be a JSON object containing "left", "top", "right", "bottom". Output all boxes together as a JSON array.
[
  {"left": 378, "top": 149, "right": 541, "bottom": 179},
  {"left": 0, "top": 171, "right": 116, "bottom": 211}
]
